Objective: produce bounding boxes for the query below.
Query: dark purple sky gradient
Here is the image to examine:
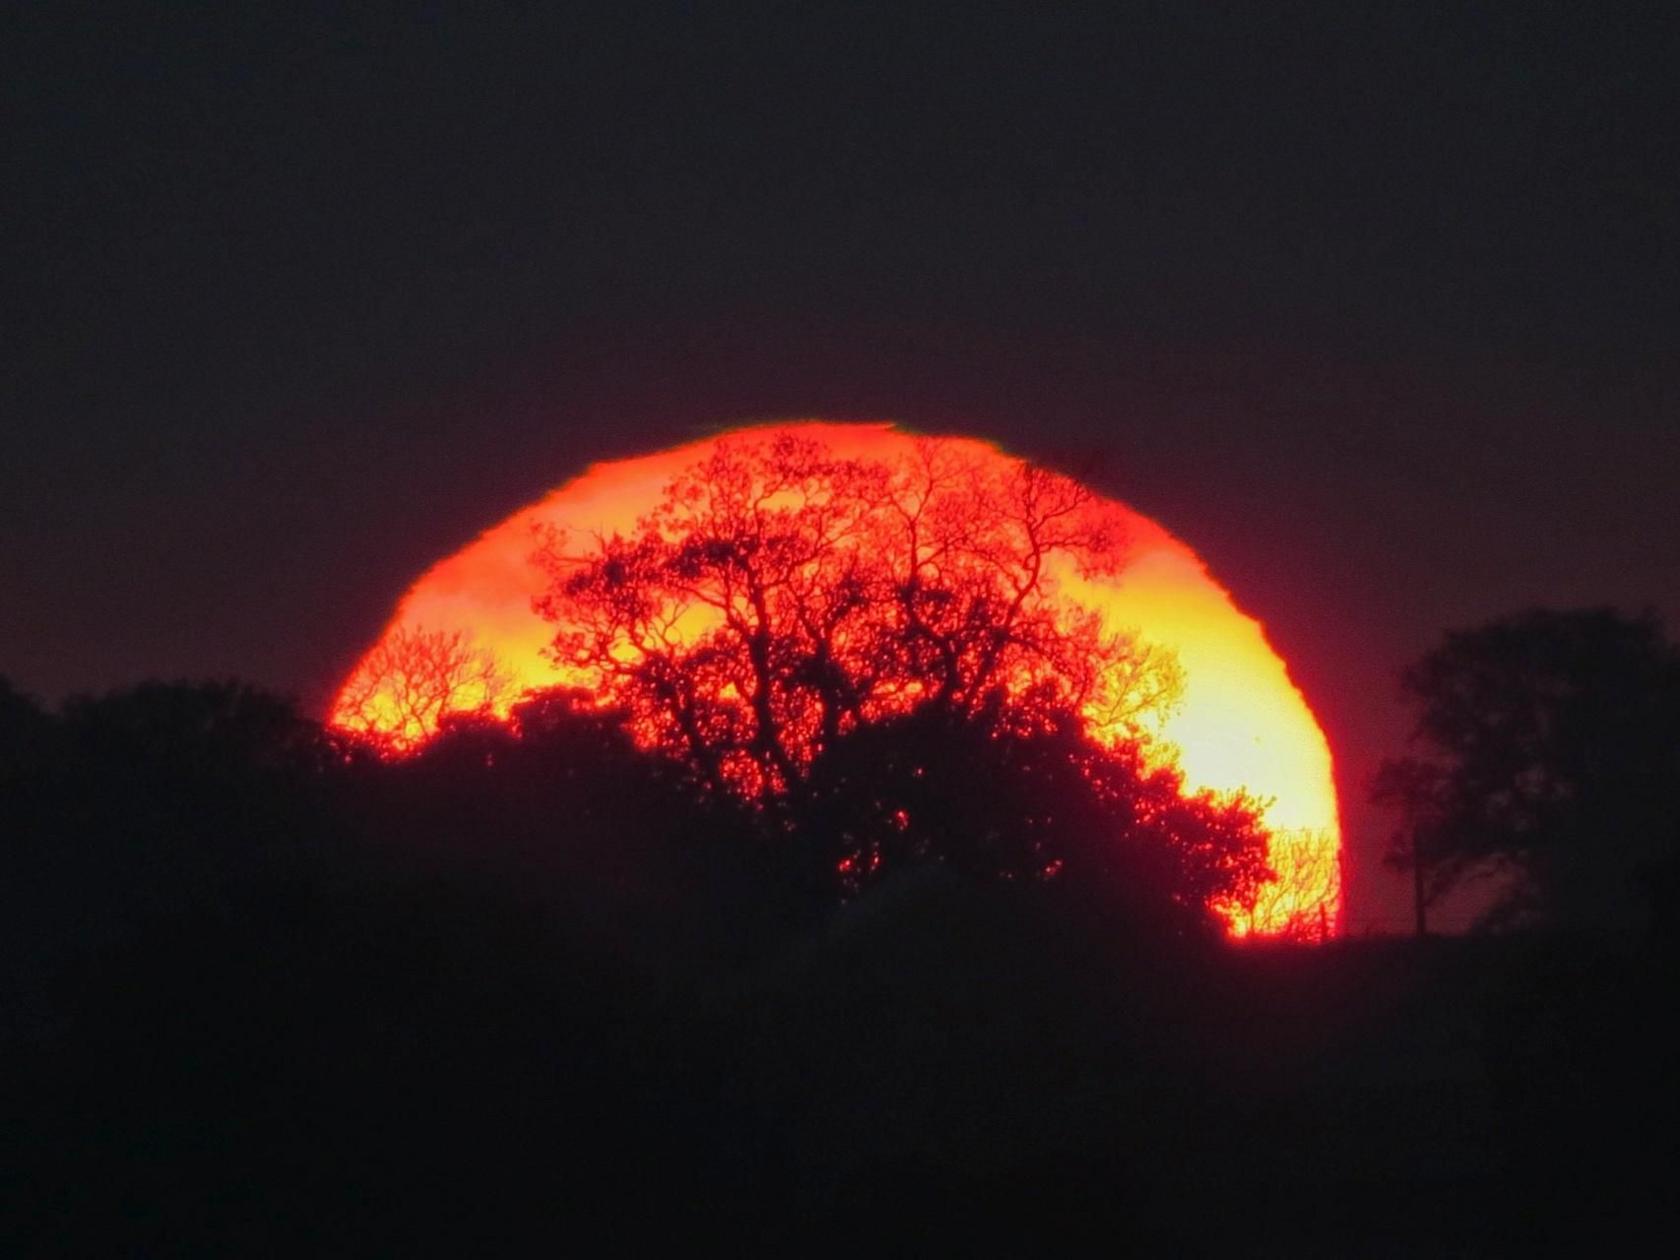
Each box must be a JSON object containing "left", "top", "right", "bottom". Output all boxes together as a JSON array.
[{"left": 5, "top": 3, "right": 1676, "bottom": 931}]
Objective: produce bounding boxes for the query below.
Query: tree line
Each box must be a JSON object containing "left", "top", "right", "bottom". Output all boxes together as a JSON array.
[{"left": 3, "top": 603, "right": 1676, "bottom": 1251}]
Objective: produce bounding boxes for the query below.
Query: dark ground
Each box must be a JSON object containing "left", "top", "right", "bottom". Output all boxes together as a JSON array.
[
  {"left": 2, "top": 684, "right": 1674, "bottom": 1254},
  {"left": 6, "top": 842, "right": 1672, "bottom": 1254}
]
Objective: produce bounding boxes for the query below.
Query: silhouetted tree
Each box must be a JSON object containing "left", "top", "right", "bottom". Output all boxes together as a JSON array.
[
  {"left": 805, "top": 697, "right": 1273, "bottom": 933},
  {"left": 0, "top": 680, "right": 355, "bottom": 1007},
  {"left": 533, "top": 434, "right": 1182, "bottom": 807},
  {"left": 1225, "top": 826, "right": 1340, "bottom": 941},
  {"left": 332, "top": 624, "right": 517, "bottom": 751},
  {"left": 367, "top": 687, "right": 802, "bottom": 955},
  {"left": 524, "top": 433, "right": 1267, "bottom": 918},
  {"left": 1373, "top": 607, "right": 1680, "bottom": 931},
  {"left": 60, "top": 679, "right": 328, "bottom": 776}
]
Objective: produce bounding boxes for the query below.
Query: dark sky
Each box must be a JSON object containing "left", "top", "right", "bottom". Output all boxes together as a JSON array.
[{"left": 5, "top": 2, "right": 1676, "bottom": 930}]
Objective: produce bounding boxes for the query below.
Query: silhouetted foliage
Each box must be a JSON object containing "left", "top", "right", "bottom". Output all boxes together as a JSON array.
[
  {"left": 804, "top": 697, "right": 1272, "bottom": 936},
  {"left": 1, "top": 682, "right": 349, "bottom": 1000},
  {"left": 523, "top": 433, "right": 1267, "bottom": 920},
  {"left": 4, "top": 676, "right": 1673, "bottom": 1251},
  {"left": 533, "top": 433, "right": 1182, "bottom": 804},
  {"left": 1374, "top": 607, "right": 1680, "bottom": 931},
  {"left": 59, "top": 678, "right": 331, "bottom": 777},
  {"left": 332, "top": 624, "right": 517, "bottom": 751},
  {"left": 370, "top": 687, "right": 801, "bottom": 959}
]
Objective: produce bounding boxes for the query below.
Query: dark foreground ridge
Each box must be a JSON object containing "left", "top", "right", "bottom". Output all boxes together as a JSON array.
[{"left": 2, "top": 680, "right": 1673, "bottom": 1253}]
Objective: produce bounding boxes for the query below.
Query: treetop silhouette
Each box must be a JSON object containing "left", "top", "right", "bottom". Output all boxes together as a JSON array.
[
  {"left": 532, "top": 433, "right": 1184, "bottom": 806},
  {"left": 333, "top": 624, "right": 517, "bottom": 751},
  {"left": 526, "top": 433, "right": 1272, "bottom": 923},
  {"left": 1374, "top": 606, "right": 1680, "bottom": 931}
]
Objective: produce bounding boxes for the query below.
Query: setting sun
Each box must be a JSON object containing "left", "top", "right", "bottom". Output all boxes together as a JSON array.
[{"left": 332, "top": 423, "right": 1341, "bottom": 937}]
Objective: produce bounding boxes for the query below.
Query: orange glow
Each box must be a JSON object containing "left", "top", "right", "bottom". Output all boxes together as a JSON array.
[{"left": 332, "top": 422, "right": 1341, "bottom": 937}]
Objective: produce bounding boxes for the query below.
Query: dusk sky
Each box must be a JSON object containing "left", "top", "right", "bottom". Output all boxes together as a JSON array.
[{"left": 5, "top": 3, "right": 1676, "bottom": 931}]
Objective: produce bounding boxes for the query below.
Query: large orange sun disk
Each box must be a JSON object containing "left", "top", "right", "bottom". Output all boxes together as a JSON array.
[{"left": 332, "top": 422, "right": 1341, "bottom": 938}]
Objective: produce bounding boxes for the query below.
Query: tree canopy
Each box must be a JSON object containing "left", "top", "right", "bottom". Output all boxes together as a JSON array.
[
  {"left": 806, "top": 698, "right": 1272, "bottom": 930},
  {"left": 1373, "top": 607, "right": 1680, "bottom": 931},
  {"left": 533, "top": 433, "right": 1181, "bottom": 802},
  {"left": 532, "top": 433, "right": 1269, "bottom": 923}
]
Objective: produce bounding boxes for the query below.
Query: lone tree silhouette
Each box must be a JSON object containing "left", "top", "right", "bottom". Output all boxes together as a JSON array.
[
  {"left": 533, "top": 433, "right": 1269, "bottom": 920},
  {"left": 333, "top": 624, "right": 516, "bottom": 751},
  {"left": 1374, "top": 607, "right": 1680, "bottom": 932},
  {"left": 534, "top": 434, "right": 1181, "bottom": 801}
]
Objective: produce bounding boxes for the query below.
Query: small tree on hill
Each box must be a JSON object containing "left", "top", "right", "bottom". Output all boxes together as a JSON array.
[{"left": 1374, "top": 607, "right": 1680, "bottom": 932}]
